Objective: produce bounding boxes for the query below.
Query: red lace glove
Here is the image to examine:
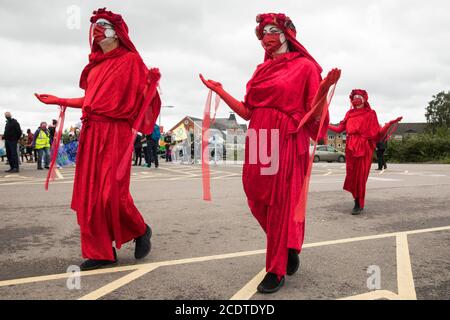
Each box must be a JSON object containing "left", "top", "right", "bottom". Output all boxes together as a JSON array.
[{"left": 199, "top": 74, "right": 252, "bottom": 120}]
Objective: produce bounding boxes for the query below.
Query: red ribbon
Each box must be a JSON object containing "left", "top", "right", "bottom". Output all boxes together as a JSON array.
[
  {"left": 116, "top": 69, "right": 160, "bottom": 181},
  {"left": 383, "top": 122, "right": 400, "bottom": 142},
  {"left": 294, "top": 84, "right": 337, "bottom": 223},
  {"left": 202, "top": 90, "right": 221, "bottom": 201},
  {"left": 45, "top": 105, "right": 67, "bottom": 190}
]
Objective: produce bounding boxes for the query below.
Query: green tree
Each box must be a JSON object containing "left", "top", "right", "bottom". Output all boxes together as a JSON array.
[{"left": 425, "top": 91, "right": 450, "bottom": 131}]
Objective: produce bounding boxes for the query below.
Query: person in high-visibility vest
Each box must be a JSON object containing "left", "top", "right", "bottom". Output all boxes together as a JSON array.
[{"left": 32, "top": 122, "right": 51, "bottom": 170}]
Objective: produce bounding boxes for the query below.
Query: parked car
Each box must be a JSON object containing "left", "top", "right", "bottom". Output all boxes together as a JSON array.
[{"left": 312, "top": 145, "right": 346, "bottom": 163}]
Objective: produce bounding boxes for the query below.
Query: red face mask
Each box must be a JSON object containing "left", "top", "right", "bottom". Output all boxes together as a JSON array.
[
  {"left": 93, "top": 24, "right": 107, "bottom": 43},
  {"left": 351, "top": 98, "right": 364, "bottom": 108},
  {"left": 262, "top": 33, "right": 284, "bottom": 54}
]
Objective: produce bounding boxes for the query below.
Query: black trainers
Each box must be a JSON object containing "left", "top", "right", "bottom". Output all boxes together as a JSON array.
[
  {"left": 352, "top": 199, "right": 363, "bottom": 215},
  {"left": 134, "top": 224, "right": 152, "bottom": 260},
  {"left": 257, "top": 273, "right": 285, "bottom": 294},
  {"left": 80, "top": 248, "right": 117, "bottom": 271},
  {"left": 287, "top": 249, "right": 300, "bottom": 276}
]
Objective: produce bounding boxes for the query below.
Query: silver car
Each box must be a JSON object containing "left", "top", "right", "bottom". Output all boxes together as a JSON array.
[{"left": 312, "top": 145, "right": 346, "bottom": 163}]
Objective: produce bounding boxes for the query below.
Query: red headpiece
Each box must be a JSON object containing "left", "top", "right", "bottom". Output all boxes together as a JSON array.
[
  {"left": 89, "top": 8, "right": 138, "bottom": 55},
  {"left": 80, "top": 8, "right": 143, "bottom": 89},
  {"left": 350, "top": 89, "right": 371, "bottom": 109},
  {"left": 255, "top": 13, "right": 322, "bottom": 74}
]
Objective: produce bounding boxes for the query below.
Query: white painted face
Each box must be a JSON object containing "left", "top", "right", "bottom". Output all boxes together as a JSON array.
[
  {"left": 262, "top": 24, "right": 287, "bottom": 43},
  {"left": 262, "top": 24, "right": 288, "bottom": 56}
]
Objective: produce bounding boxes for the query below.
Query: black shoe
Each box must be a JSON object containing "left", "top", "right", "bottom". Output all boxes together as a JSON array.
[
  {"left": 257, "top": 273, "right": 285, "bottom": 294},
  {"left": 80, "top": 249, "right": 117, "bottom": 271},
  {"left": 134, "top": 224, "right": 152, "bottom": 259},
  {"left": 376, "top": 168, "right": 382, "bottom": 171},
  {"left": 384, "top": 165, "right": 387, "bottom": 169},
  {"left": 287, "top": 249, "right": 300, "bottom": 276},
  {"left": 37, "top": 167, "right": 43, "bottom": 170},
  {"left": 8, "top": 168, "right": 19, "bottom": 173},
  {"left": 352, "top": 199, "right": 362, "bottom": 215},
  {"left": 45, "top": 166, "right": 50, "bottom": 170}
]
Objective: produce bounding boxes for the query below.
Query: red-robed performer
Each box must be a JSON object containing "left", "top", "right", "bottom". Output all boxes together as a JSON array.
[
  {"left": 329, "top": 89, "right": 402, "bottom": 215},
  {"left": 200, "top": 13, "right": 341, "bottom": 293},
  {"left": 35, "top": 8, "right": 161, "bottom": 270}
]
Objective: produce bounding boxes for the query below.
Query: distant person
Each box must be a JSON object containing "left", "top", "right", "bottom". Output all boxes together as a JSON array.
[
  {"left": 26, "top": 129, "right": 34, "bottom": 162},
  {"left": 147, "top": 124, "right": 160, "bottom": 168},
  {"left": 164, "top": 132, "right": 173, "bottom": 162},
  {"left": 376, "top": 139, "right": 388, "bottom": 170},
  {"left": 32, "top": 122, "right": 51, "bottom": 170},
  {"left": 3, "top": 112, "right": 22, "bottom": 173},
  {"left": 142, "top": 134, "right": 149, "bottom": 166},
  {"left": 48, "top": 119, "right": 58, "bottom": 145},
  {"left": 133, "top": 133, "right": 143, "bottom": 166},
  {"left": 19, "top": 135, "right": 29, "bottom": 163}
]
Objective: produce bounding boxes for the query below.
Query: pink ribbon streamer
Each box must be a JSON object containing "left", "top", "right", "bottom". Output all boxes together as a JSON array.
[
  {"left": 45, "top": 105, "right": 67, "bottom": 190},
  {"left": 294, "top": 84, "right": 337, "bottom": 223},
  {"left": 202, "top": 90, "right": 221, "bottom": 201}
]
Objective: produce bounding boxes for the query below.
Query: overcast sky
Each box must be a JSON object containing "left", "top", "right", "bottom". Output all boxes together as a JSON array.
[{"left": 1, "top": 0, "right": 449, "bottom": 134}]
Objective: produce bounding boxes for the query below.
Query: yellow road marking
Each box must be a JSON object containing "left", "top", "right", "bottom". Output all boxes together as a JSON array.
[
  {"left": 78, "top": 265, "right": 159, "bottom": 300},
  {"left": 396, "top": 233, "right": 417, "bottom": 299},
  {"left": 229, "top": 268, "right": 266, "bottom": 300},
  {"left": 339, "top": 290, "right": 400, "bottom": 300},
  {"left": 339, "top": 233, "right": 417, "bottom": 301},
  {"left": 1, "top": 224, "right": 449, "bottom": 298}
]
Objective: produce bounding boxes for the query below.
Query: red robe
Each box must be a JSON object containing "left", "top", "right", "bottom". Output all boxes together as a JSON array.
[
  {"left": 329, "top": 107, "right": 380, "bottom": 209},
  {"left": 71, "top": 46, "right": 151, "bottom": 261},
  {"left": 242, "top": 52, "right": 326, "bottom": 277}
]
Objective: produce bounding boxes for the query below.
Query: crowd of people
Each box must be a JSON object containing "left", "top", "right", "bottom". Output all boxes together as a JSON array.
[
  {"left": 1, "top": 111, "right": 177, "bottom": 174},
  {"left": 1, "top": 112, "right": 81, "bottom": 172}
]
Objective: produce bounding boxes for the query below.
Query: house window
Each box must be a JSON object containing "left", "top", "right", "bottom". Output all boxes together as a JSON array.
[{"left": 329, "top": 135, "right": 334, "bottom": 140}]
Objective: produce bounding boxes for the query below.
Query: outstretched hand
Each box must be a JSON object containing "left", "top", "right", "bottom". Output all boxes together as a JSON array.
[
  {"left": 34, "top": 93, "right": 61, "bottom": 106},
  {"left": 321, "top": 68, "right": 342, "bottom": 90},
  {"left": 391, "top": 116, "right": 403, "bottom": 124},
  {"left": 199, "top": 74, "right": 223, "bottom": 93}
]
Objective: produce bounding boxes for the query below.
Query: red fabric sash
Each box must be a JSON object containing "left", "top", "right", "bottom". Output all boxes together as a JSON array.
[
  {"left": 202, "top": 90, "right": 221, "bottom": 201},
  {"left": 294, "top": 83, "right": 337, "bottom": 223},
  {"left": 45, "top": 105, "right": 67, "bottom": 190}
]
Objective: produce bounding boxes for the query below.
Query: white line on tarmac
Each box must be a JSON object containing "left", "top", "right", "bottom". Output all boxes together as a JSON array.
[
  {"left": 55, "top": 169, "right": 64, "bottom": 180},
  {"left": 229, "top": 268, "right": 266, "bottom": 300},
  {"left": 368, "top": 177, "right": 401, "bottom": 182}
]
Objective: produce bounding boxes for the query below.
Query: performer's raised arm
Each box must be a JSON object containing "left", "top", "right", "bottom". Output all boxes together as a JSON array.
[
  {"left": 34, "top": 94, "right": 84, "bottom": 109},
  {"left": 329, "top": 121, "right": 346, "bottom": 133},
  {"left": 379, "top": 116, "right": 403, "bottom": 141},
  {"left": 199, "top": 74, "right": 252, "bottom": 120},
  {"left": 309, "top": 68, "right": 341, "bottom": 121}
]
